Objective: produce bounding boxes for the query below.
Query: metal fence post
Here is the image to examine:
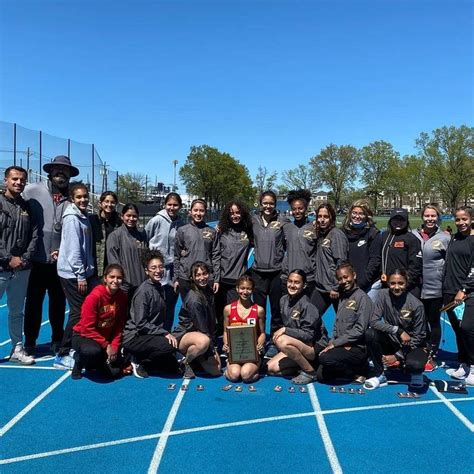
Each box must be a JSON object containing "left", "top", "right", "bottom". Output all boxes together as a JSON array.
[
  {"left": 39, "top": 130, "right": 42, "bottom": 181},
  {"left": 13, "top": 123, "right": 17, "bottom": 165},
  {"left": 91, "top": 143, "right": 95, "bottom": 194}
]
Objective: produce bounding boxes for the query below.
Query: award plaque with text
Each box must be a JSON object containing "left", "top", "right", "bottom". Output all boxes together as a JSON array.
[{"left": 226, "top": 324, "right": 258, "bottom": 364}]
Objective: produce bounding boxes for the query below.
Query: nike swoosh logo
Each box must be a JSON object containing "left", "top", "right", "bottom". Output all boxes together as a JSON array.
[{"left": 357, "top": 240, "right": 366, "bottom": 247}]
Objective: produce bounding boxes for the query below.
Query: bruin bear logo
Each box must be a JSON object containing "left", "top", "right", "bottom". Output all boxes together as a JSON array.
[
  {"left": 432, "top": 240, "right": 443, "bottom": 251},
  {"left": 240, "top": 231, "right": 249, "bottom": 241},
  {"left": 321, "top": 238, "right": 331, "bottom": 248},
  {"left": 269, "top": 221, "right": 282, "bottom": 229},
  {"left": 291, "top": 310, "right": 301, "bottom": 320},
  {"left": 303, "top": 229, "right": 316, "bottom": 240},
  {"left": 400, "top": 309, "right": 412, "bottom": 320},
  {"left": 346, "top": 299, "right": 357, "bottom": 310},
  {"left": 202, "top": 229, "right": 214, "bottom": 239}
]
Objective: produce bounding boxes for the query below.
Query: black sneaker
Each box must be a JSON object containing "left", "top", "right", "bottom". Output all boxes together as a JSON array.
[
  {"left": 131, "top": 361, "right": 149, "bottom": 379},
  {"left": 183, "top": 363, "right": 196, "bottom": 379}
]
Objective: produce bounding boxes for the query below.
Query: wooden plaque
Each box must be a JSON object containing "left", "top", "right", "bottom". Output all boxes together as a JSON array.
[{"left": 226, "top": 324, "right": 258, "bottom": 364}]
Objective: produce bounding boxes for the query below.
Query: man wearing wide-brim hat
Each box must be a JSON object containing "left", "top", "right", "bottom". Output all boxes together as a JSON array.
[{"left": 22, "top": 155, "right": 80, "bottom": 369}]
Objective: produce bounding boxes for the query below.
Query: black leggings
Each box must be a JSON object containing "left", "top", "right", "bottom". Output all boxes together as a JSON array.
[
  {"left": 72, "top": 335, "right": 108, "bottom": 370},
  {"left": 444, "top": 293, "right": 468, "bottom": 363},
  {"left": 123, "top": 334, "right": 178, "bottom": 371},
  {"left": 460, "top": 296, "right": 474, "bottom": 365},
  {"left": 422, "top": 297, "right": 443, "bottom": 354},
  {"left": 311, "top": 289, "right": 339, "bottom": 318},
  {"left": 365, "top": 328, "right": 428, "bottom": 376}
]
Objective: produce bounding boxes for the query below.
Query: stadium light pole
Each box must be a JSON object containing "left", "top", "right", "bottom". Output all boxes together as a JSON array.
[{"left": 173, "top": 160, "right": 178, "bottom": 191}]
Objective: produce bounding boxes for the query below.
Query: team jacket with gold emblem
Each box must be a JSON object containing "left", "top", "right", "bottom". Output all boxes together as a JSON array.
[
  {"left": 57, "top": 203, "right": 95, "bottom": 281},
  {"left": 281, "top": 221, "right": 317, "bottom": 283},
  {"left": 73, "top": 283, "right": 128, "bottom": 350},
  {"left": 314, "top": 227, "right": 349, "bottom": 292},
  {"left": 216, "top": 227, "right": 252, "bottom": 284},
  {"left": 331, "top": 288, "right": 372, "bottom": 348},
  {"left": 370, "top": 289, "right": 426, "bottom": 349},
  {"left": 412, "top": 227, "right": 450, "bottom": 299},
  {"left": 251, "top": 214, "right": 290, "bottom": 272},
  {"left": 280, "top": 293, "right": 326, "bottom": 344},
  {"left": 0, "top": 193, "right": 38, "bottom": 271},
  {"left": 174, "top": 221, "right": 219, "bottom": 282}
]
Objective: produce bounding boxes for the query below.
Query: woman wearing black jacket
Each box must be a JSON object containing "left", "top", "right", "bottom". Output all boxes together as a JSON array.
[
  {"left": 381, "top": 208, "right": 422, "bottom": 297},
  {"left": 341, "top": 200, "right": 381, "bottom": 297}
]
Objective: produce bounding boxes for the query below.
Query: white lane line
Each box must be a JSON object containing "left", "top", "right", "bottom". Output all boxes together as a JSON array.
[
  {"left": 0, "top": 320, "right": 51, "bottom": 347},
  {"left": 0, "top": 371, "right": 70, "bottom": 437},
  {"left": 1, "top": 396, "right": 473, "bottom": 465},
  {"left": 429, "top": 385, "right": 474, "bottom": 432},
  {"left": 147, "top": 379, "right": 190, "bottom": 474},
  {"left": 0, "top": 365, "right": 62, "bottom": 371},
  {"left": 308, "top": 384, "right": 342, "bottom": 474}
]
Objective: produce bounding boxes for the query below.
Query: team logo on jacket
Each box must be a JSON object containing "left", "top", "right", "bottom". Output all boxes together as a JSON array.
[
  {"left": 303, "top": 229, "right": 316, "bottom": 240},
  {"left": 202, "top": 229, "right": 214, "bottom": 239},
  {"left": 393, "top": 241, "right": 405, "bottom": 248},
  {"left": 291, "top": 310, "right": 301, "bottom": 320},
  {"left": 432, "top": 240, "right": 443, "bottom": 251},
  {"left": 98, "top": 316, "right": 114, "bottom": 328},
  {"left": 270, "top": 221, "right": 282, "bottom": 229},
  {"left": 357, "top": 240, "right": 366, "bottom": 247},
  {"left": 240, "top": 231, "right": 249, "bottom": 242},
  {"left": 400, "top": 309, "right": 412, "bottom": 321},
  {"left": 346, "top": 299, "right": 357, "bottom": 310},
  {"left": 321, "top": 238, "right": 331, "bottom": 248}
]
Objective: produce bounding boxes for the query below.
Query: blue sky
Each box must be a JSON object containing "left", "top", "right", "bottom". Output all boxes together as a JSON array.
[{"left": 0, "top": 0, "right": 472, "bottom": 190}]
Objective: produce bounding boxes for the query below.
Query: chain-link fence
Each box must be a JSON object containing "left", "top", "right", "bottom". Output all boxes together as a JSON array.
[{"left": 0, "top": 120, "right": 119, "bottom": 207}]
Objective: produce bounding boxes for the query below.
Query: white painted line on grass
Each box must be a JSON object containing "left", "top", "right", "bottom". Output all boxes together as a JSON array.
[
  {"left": 308, "top": 384, "right": 342, "bottom": 474},
  {"left": 429, "top": 385, "right": 474, "bottom": 432},
  {"left": 147, "top": 379, "right": 190, "bottom": 474},
  {"left": 1, "top": 396, "right": 473, "bottom": 465},
  {"left": 0, "top": 371, "right": 70, "bottom": 437}
]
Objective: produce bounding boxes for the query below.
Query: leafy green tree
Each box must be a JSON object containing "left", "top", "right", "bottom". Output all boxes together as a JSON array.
[
  {"left": 309, "top": 144, "right": 358, "bottom": 209},
  {"left": 254, "top": 166, "right": 278, "bottom": 195},
  {"left": 359, "top": 140, "right": 400, "bottom": 212},
  {"left": 402, "top": 154, "right": 434, "bottom": 210},
  {"left": 416, "top": 125, "right": 474, "bottom": 211},
  {"left": 118, "top": 172, "right": 145, "bottom": 203},
  {"left": 179, "top": 145, "right": 254, "bottom": 209},
  {"left": 281, "top": 164, "right": 319, "bottom": 193}
]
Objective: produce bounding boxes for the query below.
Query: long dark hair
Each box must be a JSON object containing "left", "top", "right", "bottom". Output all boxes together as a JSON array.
[
  {"left": 315, "top": 203, "right": 336, "bottom": 236},
  {"left": 218, "top": 200, "right": 254, "bottom": 243},
  {"left": 189, "top": 261, "right": 212, "bottom": 303}
]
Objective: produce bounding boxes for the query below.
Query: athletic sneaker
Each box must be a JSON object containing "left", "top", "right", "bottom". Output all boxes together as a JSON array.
[
  {"left": 183, "top": 363, "right": 196, "bottom": 379},
  {"left": 363, "top": 374, "right": 388, "bottom": 390},
  {"left": 446, "top": 363, "right": 469, "bottom": 380},
  {"left": 465, "top": 372, "right": 474, "bottom": 386},
  {"left": 53, "top": 353, "right": 75, "bottom": 370},
  {"left": 424, "top": 356, "right": 437, "bottom": 372},
  {"left": 10, "top": 344, "right": 35, "bottom": 365},
  {"left": 131, "top": 361, "right": 149, "bottom": 379}
]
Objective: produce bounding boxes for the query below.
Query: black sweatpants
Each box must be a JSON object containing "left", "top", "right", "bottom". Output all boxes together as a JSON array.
[
  {"left": 72, "top": 334, "right": 107, "bottom": 370},
  {"left": 163, "top": 283, "right": 179, "bottom": 332},
  {"left": 59, "top": 277, "right": 96, "bottom": 356},
  {"left": 311, "top": 289, "right": 339, "bottom": 318},
  {"left": 444, "top": 293, "right": 468, "bottom": 363},
  {"left": 318, "top": 345, "right": 367, "bottom": 378},
  {"left": 422, "top": 297, "right": 443, "bottom": 354},
  {"left": 24, "top": 261, "right": 66, "bottom": 347},
  {"left": 365, "top": 328, "right": 428, "bottom": 376},
  {"left": 248, "top": 269, "right": 282, "bottom": 334},
  {"left": 214, "top": 281, "right": 238, "bottom": 336},
  {"left": 123, "top": 334, "right": 178, "bottom": 371}
]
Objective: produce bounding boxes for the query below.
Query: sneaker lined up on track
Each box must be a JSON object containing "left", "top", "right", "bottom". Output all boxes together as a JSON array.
[
  {"left": 131, "top": 361, "right": 149, "bottom": 379},
  {"left": 446, "top": 363, "right": 469, "bottom": 380},
  {"left": 10, "top": 344, "right": 35, "bottom": 365}
]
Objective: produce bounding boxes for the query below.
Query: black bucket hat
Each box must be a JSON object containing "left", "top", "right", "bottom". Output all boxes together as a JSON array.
[{"left": 43, "top": 155, "right": 80, "bottom": 177}]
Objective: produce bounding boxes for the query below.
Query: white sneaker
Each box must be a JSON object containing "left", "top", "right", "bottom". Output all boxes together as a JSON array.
[
  {"left": 465, "top": 372, "right": 474, "bottom": 386},
  {"left": 446, "top": 364, "right": 469, "bottom": 380},
  {"left": 10, "top": 344, "right": 35, "bottom": 365}
]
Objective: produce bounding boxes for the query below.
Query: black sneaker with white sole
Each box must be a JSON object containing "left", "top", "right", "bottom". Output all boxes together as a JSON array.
[{"left": 131, "top": 361, "right": 149, "bottom": 379}]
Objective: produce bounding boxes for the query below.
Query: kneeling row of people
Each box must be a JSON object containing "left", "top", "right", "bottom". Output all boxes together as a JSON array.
[{"left": 71, "top": 250, "right": 467, "bottom": 387}]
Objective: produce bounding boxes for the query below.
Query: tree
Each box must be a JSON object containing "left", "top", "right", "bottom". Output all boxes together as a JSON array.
[
  {"left": 309, "top": 144, "right": 359, "bottom": 209},
  {"left": 402, "top": 154, "right": 434, "bottom": 210},
  {"left": 254, "top": 166, "right": 277, "bottom": 195},
  {"left": 359, "top": 140, "right": 400, "bottom": 212},
  {"left": 281, "top": 164, "right": 319, "bottom": 193},
  {"left": 179, "top": 145, "right": 254, "bottom": 209},
  {"left": 416, "top": 125, "right": 474, "bottom": 211},
  {"left": 117, "top": 172, "right": 145, "bottom": 203}
]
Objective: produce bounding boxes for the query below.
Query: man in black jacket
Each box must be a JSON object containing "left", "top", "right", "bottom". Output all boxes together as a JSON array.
[{"left": 0, "top": 166, "right": 38, "bottom": 364}]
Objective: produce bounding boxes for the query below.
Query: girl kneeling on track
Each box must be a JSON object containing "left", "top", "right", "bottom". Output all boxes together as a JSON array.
[
  {"left": 173, "top": 261, "right": 221, "bottom": 379},
  {"left": 122, "top": 250, "right": 179, "bottom": 379},
  {"left": 71, "top": 264, "right": 128, "bottom": 380},
  {"left": 318, "top": 263, "right": 373, "bottom": 382},
  {"left": 267, "top": 270, "right": 326, "bottom": 385},
  {"left": 223, "top": 275, "right": 266, "bottom": 383},
  {"left": 364, "top": 269, "right": 427, "bottom": 390}
]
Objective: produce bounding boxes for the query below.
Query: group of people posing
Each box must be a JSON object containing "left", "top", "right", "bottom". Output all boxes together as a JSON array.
[{"left": 2, "top": 155, "right": 473, "bottom": 388}]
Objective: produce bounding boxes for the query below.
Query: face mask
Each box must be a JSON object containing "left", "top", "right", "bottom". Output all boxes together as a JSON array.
[{"left": 351, "top": 221, "right": 366, "bottom": 229}]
